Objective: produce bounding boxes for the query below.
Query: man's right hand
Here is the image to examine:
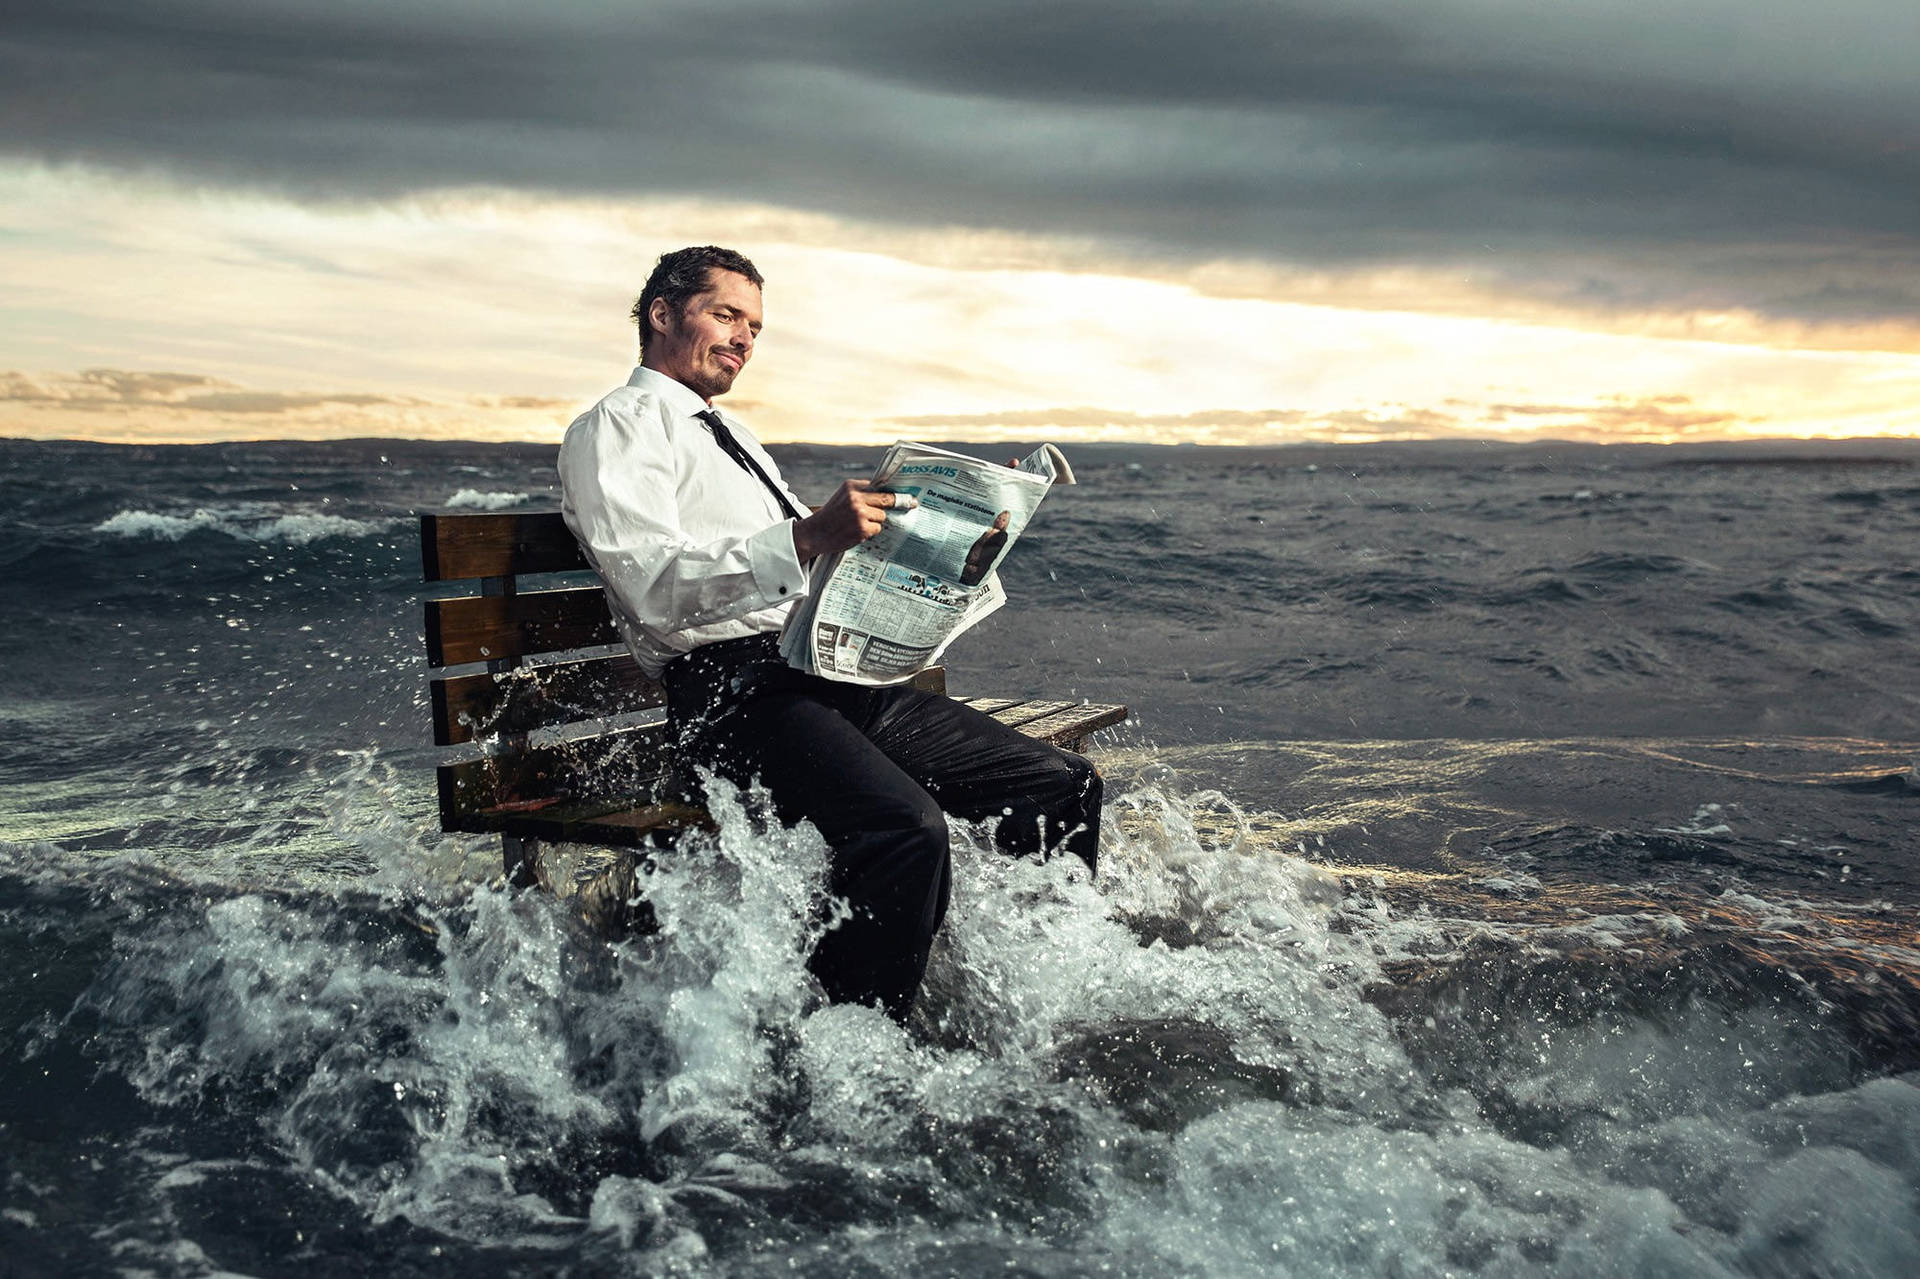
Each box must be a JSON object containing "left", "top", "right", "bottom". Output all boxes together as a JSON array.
[{"left": 792, "top": 479, "right": 910, "bottom": 562}]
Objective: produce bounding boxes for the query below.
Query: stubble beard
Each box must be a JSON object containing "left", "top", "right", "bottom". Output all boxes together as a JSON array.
[{"left": 684, "top": 351, "right": 740, "bottom": 401}]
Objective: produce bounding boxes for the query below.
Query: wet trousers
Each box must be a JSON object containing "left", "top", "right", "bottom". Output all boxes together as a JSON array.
[{"left": 662, "top": 634, "right": 1102, "bottom": 1020}]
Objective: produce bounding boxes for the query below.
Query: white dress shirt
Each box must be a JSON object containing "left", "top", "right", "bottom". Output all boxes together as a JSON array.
[{"left": 558, "top": 366, "right": 810, "bottom": 677}]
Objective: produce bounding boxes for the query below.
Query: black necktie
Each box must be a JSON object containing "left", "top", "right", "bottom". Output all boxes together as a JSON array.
[{"left": 697, "top": 409, "right": 803, "bottom": 521}]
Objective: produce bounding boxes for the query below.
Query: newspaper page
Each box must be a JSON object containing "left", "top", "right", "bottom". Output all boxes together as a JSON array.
[{"left": 779, "top": 441, "right": 1074, "bottom": 684}]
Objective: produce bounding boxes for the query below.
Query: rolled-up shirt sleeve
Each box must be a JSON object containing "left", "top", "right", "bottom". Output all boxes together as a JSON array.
[{"left": 559, "top": 402, "right": 808, "bottom": 631}]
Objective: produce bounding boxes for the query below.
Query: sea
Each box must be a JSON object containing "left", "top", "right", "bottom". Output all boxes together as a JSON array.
[{"left": 2, "top": 433, "right": 1917, "bottom": 1278}]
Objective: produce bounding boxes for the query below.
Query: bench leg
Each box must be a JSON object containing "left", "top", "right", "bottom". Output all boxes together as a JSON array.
[
  {"left": 574, "top": 851, "right": 654, "bottom": 941},
  {"left": 502, "top": 834, "right": 549, "bottom": 892}
]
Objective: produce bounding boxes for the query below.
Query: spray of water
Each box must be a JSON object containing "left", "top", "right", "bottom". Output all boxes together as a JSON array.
[{"left": 9, "top": 766, "right": 1919, "bottom": 1276}]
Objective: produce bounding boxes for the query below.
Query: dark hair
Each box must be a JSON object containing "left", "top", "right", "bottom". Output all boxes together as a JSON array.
[{"left": 631, "top": 245, "right": 764, "bottom": 354}]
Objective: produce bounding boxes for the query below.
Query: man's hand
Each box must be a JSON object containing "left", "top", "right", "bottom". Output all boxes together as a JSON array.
[{"left": 792, "top": 479, "right": 912, "bottom": 562}]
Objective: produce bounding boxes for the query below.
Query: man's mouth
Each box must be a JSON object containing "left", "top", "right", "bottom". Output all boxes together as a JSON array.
[{"left": 712, "top": 350, "right": 744, "bottom": 373}]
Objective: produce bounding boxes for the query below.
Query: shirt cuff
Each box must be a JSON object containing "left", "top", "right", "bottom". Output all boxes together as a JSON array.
[{"left": 747, "top": 519, "right": 809, "bottom": 604}]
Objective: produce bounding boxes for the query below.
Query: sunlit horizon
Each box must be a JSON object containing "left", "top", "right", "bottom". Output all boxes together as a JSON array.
[{"left": 4, "top": 165, "right": 1918, "bottom": 448}]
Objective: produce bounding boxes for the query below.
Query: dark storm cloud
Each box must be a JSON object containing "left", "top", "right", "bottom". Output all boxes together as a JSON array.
[{"left": 4, "top": 0, "right": 1916, "bottom": 321}]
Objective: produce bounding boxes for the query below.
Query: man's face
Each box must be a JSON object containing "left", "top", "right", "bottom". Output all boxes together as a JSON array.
[{"left": 645, "top": 269, "right": 763, "bottom": 401}]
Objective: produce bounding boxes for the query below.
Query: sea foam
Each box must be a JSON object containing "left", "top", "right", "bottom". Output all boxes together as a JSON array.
[
  {"left": 443, "top": 489, "right": 534, "bottom": 511},
  {"left": 14, "top": 766, "right": 1920, "bottom": 1277},
  {"left": 93, "top": 507, "right": 390, "bottom": 544}
]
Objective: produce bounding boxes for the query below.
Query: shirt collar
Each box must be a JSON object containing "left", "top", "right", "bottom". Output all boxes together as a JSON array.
[{"left": 627, "top": 365, "right": 721, "bottom": 423}]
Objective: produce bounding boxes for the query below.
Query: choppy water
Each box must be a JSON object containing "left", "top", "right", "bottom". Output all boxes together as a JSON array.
[{"left": 2, "top": 435, "right": 1918, "bottom": 1277}]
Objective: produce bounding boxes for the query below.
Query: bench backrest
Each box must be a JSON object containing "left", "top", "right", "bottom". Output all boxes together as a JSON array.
[
  {"left": 422, "top": 511, "right": 684, "bottom": 835},
  {"left": 422, "top": 510, "right": 662, "bottom": 744},
  {"left": 421, "top": 511, "right": 948, "bottom": 837}
]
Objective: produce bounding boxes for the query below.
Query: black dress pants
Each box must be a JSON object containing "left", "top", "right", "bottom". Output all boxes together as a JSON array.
[{"left": 662, "top": 634, "right": 1102, "bottom": 1020}]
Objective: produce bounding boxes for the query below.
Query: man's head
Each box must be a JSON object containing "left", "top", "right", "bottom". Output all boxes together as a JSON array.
[{"left": 633, "top": 246, "right": 765, "bottom": 401}]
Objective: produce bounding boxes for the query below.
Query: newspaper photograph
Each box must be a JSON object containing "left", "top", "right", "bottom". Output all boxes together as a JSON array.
[{"left": 780, "top": 441, "right": 1075, "bottom": 684}]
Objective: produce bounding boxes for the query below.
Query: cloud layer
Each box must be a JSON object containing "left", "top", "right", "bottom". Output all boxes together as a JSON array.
[
  {"left": 0, "top": 369, "right": 408, "bottom": 414},
  {"left": 4, "top": 0, "right": 1916, "bottom": 326},
  {"left": 890, "top": 394, "right": 1743, "bottom": 443},
  {"left": 0, "top": 367, "right": 572, "bottom": 442}
]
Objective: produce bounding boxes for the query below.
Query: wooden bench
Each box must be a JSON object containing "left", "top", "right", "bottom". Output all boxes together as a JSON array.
[{"left": 421, "top": 510, "right": 1129, "bottom": 899}]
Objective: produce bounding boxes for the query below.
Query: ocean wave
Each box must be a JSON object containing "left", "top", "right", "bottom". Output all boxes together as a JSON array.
[
  {"left": 1564, "top": 551, "right": 1703, "bottom": 577},
  {"left": 93, "top": 507, "right": 392, "bottom": 545},
  {"left": 11, "top": 770, "right": 1920, "bottom": 1277},
  {"left": 443, "top": 489, "right": 534, "bottom": 511}
]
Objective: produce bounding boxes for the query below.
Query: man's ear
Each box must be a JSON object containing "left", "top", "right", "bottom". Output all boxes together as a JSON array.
[{"left": 648, "top": 296, "right": 676, "bottom": 339}]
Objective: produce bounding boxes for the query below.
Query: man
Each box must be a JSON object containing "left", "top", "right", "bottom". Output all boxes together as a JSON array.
[{"left": 558, "top": 245, "right": 1101, "bottom": 1021}]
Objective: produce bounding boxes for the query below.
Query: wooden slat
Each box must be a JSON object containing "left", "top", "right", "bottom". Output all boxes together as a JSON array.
[
  {"left": 956, "top": 697, "right": 1019, "bottom": 716},
  {"left": 421, "top": 511, "right": 588, "bottom": 582},
  {"left": 480, "top": 797, "right": 713, "bottom": 849},
  {"left": 426, "top": 587, "right": 617, "bottom": 667},
  {"left": 563, "top": 800, "right": 715, "bottom": 846},
  {"left": 438, "top": 723, "right": 673, "bottom": 830},
  {"left": 958, "top": 698, "right": 1079, "bottom": 729},
  {"left": 995, "top": 699, "right": 1080, "bottom": 728},
  {"left": 433, "top": 652, "right": 666, "bottom": 745},
  {"left": 1013, "top": 702, "right": 1130, "bottom": 749}
]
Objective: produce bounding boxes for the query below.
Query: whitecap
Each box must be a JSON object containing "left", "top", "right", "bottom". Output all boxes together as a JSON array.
[
  {"left": 444, "top": 489, "right": 534, "bottom": 511},
  {"left": 93, "top": 509, "right": 222, "bottom": 541},
  {"left": 92, "top": 507, "right": 389, "bottom": 544}
]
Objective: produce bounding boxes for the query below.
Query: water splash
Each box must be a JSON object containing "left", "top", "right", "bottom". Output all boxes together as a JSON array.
[{"left": 7, "top": 768, "right": 1920, "bottom": 1276}]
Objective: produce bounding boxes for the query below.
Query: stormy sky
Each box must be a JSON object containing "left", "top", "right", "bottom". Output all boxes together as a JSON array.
[{"left": 3, "top": 0, "right": 1917, "bottom": 442}]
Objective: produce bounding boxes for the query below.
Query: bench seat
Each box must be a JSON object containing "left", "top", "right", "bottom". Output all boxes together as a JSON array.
[{"left": 441, "top": 695, "right": 1131, "bottom": 849}]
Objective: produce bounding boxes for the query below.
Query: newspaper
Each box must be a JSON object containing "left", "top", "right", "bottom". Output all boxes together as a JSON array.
[{"left": 780, "top": 441, "right": 1074, "bottom": 684}]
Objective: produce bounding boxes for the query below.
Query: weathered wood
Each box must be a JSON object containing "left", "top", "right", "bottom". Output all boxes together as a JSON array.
[
  {"left": 425, "top": 586, "right": 618, "bottom": 667},
  {"left": 420, "top": 511, "right": 587, "bottom": 582},
  {"left": 477, "top": 796, "right": 714, "bottom": 849},
  {"left": 1004, "top": 702, "right": 1130, "bottom": 752},
  {"left": 438, "top": 723, "right": 675, "bottom": 831},
  {"left": 957, "top": 697, "right": 1129, "bottom": 751},
  {"left": 433, "top": 652, "right": 667, "bottom": 745},
  {"left": 981, "top": 699, "right": 1082, "bottom": 729}
]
